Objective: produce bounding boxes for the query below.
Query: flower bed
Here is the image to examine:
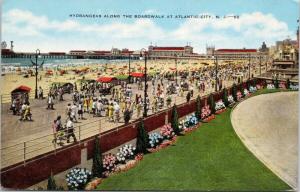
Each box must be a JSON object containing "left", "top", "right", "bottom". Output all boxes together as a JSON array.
[
  {"left": 202, "top": 114, "right": 215, "bottom": 123},
  {"left": 103, "top": 153, "right": 117, "bottom": 173},
  {"left": 249, "top": 86, "right": 257, "bottom": 93},
  {"left": 160, "top": 124, "right": 175, "bottom": 139},
  {"left": 256, "top": 84, "right": 263, "bottom": 90},
  {"left": 215, "top": 100, "right": 226, "bottom": 114},
  {"left": 66, "top": 168, "right": 92, "bottom": 190},
  {"left": 116, "top": 144, "right": 136, "bottom": 164},
  {"left": 267, "top": 84, "right": 275, "bottom": 89},
  {"left": 227, "top": 95, "right": 235, "bottom": 107},
  {"left": 243, "top": 89, "right": 250, "bottom": 97},
  {"left": 237, "top": 91, "right": 243, "bottom": 101},
  {"left": 149, "top": 132, "right": 163, "bottom": 148},
  {"left": 201, "top": 105, "right": 211, "bottom": 120},
  {"left": 215, "top": 108, "right": 226, "bottom": 114},
  {"left": 279, "top": 82, "right": 286, "bottom": 89},
  {"left": 85, "top": 178, "right": 102, "bottom": 190},
  {"left": 148, "top": 136, "right": 178, "bottom": 153},
  {"left": 290, "top": 84, "right": 299, "bottom": 90}
]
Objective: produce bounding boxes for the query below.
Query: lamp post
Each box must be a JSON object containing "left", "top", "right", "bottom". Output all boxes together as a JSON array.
[
  {"left": 128, "top": 53, "right": 131, "bottom": 83},
  {"left": 248, "top": 53, "right": 251, "bottom": 79},
  {"left": 30, "top": 49, "right": 45, "bottom": 99},
  {"left": 175, "top": 54, "right": 178, "bottom": 85},
  {"left": 212, "top": 50, "right": 218, "bottom": 92},
  {"left": 140, "top": 48, "right": 148, "bottom": 117},
  {"left": 259, "top": 54, "right": 262, "bottom": 76}
]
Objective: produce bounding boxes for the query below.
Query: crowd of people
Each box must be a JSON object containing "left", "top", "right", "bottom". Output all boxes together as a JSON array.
[{"left": 8, "top": 60, "right": 262, "bottom": 146}]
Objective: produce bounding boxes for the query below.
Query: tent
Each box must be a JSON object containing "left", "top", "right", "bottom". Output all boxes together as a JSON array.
[
  {"left": 96, "top": 77, "right": 117, "bottom": 83},
  {"left": 11, "top": 85, "right": 31, "bottom": 93},
  {"left": 130, "top": 72, "right": 144, "bottom": 78},
  {"left": 11, "top": 85, "right": 31, "bottom": 102}
]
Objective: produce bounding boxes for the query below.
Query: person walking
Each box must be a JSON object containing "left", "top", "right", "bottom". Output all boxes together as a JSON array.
[
  {"left": 66, "top": 118, "right": 77, "bottom": 143},
  {"left": 78, "top": 102, "right": 84, "bottom": 119},
  {"left": 108, "top": 103, "right": 114, "bottom": 121},
  {"left": 52, "top": 120, "right": 58, "bottom": 144},
  {"left": 186, "top": 91, "right": 191, "bottom": 103}
]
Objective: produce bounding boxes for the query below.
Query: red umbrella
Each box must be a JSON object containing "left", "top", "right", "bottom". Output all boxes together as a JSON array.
[
  {"left": 96, "top": 77, "right": 117, "bottom": 83},
  {"left": 130, "top": 72, "right": 144, "bottom": 78}
]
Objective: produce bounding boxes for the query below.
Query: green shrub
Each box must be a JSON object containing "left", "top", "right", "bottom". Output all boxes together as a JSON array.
[
  {"left": 136, "top": 120, "right": 149, "bottom": 154},
  {"left": 209, "top": 94, "right": 215, "bottom": 114},
  {"left": 171, "top": 105, "right": 180, "bottom": 135},
  {"left": 92, "top": 136, "right": 103, "bottom": 178},
  {"left": 195, "top": 96, "right": 201, "bottom": 121}
]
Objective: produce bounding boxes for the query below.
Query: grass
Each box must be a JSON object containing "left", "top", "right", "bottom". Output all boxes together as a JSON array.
[{"left": 97, "top": 88, "right": 293, "bottom": 191}]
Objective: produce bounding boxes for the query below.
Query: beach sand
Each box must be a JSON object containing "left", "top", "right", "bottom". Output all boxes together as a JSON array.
[{"left": 0, "top": 58, "right": 248, "bottom": 101}]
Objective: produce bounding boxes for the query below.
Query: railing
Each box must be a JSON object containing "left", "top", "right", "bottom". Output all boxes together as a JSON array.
[
  {"left": 0, "top": 91, "right": 200, "bottom": 169},
  {"left": 0, "top": 70, "right": 269, "bottom": 169}
]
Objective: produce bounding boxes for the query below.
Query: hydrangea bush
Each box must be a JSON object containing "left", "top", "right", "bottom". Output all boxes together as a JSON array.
[
  {"left": 160, "top": 124, "right": 175, "bottom": 139},
  {"left": 279, "top": 82, "right": 286, "bottom": 89},
  {"left": 267, "top": 84, "right": 275, "bottom": 89},
  {"left": 149, "top": 132, "right": 163, "bottom": 148},
  {"left": 249, "top": 86, "right": 257, "bottom": 93},
  {"left": 237, "top": 91, "right": 243, "bottom": 101},
  {"left": 215, "top": 100, "right": 225, "bottom": 111},
  {"left": 201, "top": 105, "right": 211, "bottom": 119},
  {"left": 179, "top": 120, "right": 187, "bottom": 131},
  {"left": 116, "top": 144, "right": 136, "bottom": 164},
  {"left": 103, "top": 153, "right": 117, "bottom": 172},
  {"left": 290, "top": 84, "right": 299, "bottom": 90},
  {"left": 184, "top": 113, "right": 198, "bottom": 127},
  {"left": 243, "top": 89, "right": 250, "bottom": 97},
  {"left": 66, "top": 168, "right": 92, "bottom": 190},
  {"left": 256, "top": 84, "right": 262, "bottom": 90},
  {"left": 228, "top": 95, "right": 235, "bottom": 104}
]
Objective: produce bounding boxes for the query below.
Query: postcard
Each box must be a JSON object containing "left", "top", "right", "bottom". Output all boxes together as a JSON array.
[{"left": 0, "top": 0, "right": 299, "bottom": 191}]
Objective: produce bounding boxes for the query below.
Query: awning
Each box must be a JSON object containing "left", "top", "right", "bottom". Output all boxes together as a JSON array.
[
  {"left": 11, "top": 85, "right": 31, "bottom": 93},
  {"left": 96, "top": 77, "right": 117, "bottom": 83},
  {"left": 130, "top": 72, "right": 144, "bottom": 77}
]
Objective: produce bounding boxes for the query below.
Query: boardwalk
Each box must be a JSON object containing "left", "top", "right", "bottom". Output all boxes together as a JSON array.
[{"left": 1, "top": 77, "right": 235, "bottom": 168}]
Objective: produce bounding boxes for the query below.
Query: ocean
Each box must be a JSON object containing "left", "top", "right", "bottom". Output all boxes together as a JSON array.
[{"left": 1, "top": 58, "right": 128, "bottom": 68}]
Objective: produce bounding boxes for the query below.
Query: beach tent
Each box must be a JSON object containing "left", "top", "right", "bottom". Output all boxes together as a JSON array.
[
  {"left": 130, "top": 72, "right": 144, "bottom": 78},
  {"left": 96, "top": 77, "right": 117, "bottom": 83},
  {"left": 11, "top": 85, "right": 31, "bottom": 93},
  {"left": 46, "top": 70, "right": 53, "bottom": 75},
  {"left": 11, "top": 85, "right": 31, "bottom": 102}
]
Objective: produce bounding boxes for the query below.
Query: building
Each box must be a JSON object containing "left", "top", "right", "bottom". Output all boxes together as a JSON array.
[
  {"left": 69, "top": 50, "right": 87, "bottom": 55},
  {"left": 273, "top": 38, "right": 298, "bottom": 62},
  {"left": 212, "top": 48, "right": 259, "bottom": 60},
  {"left": 148, "top": 45, "right": 193, "bottom": 57}
]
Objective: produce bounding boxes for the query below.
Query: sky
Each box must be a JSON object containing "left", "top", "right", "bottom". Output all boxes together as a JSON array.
[{"left": 1, "top": 0, "right": 299, "bottom": 53}]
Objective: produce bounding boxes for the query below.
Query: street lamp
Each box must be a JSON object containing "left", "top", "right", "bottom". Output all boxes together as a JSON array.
[
  {"left": 259, "top": 54, "right": 262, "bottom": 76},
  {"left": 140, "top": 48, "right": 148, "bottom": 117},
  {"left": 128, "top": 53, "right": 132, "bottom": 83},
  {"left": 212, "top": 50, "right": 218, "bottom": 92},
  {"left": 175, "top": 54, "right": 178, "bottom": 85},
  {"left": 30, "top": 49, "right": 45, "bottom": 99},
  {"left": 248, "top": 53, "right": 251, "bottom": 79}
]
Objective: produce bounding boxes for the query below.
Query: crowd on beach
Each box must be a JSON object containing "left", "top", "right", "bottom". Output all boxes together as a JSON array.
[{"left": 8, "top": 61, "right": 258, "bottom": 145}]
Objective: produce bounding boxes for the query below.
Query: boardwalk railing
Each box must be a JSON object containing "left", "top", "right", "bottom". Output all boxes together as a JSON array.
[{"left": 0, "top": 94, "right": 192, "bottom": 169}]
